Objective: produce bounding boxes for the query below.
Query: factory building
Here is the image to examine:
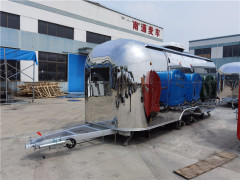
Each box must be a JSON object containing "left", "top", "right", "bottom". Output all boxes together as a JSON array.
[
  {"left": 189, "top": 34, "right": 240, "bottom": 69},
  {"left": 0, "top": 0, "right": 163, "bottom": 93}
]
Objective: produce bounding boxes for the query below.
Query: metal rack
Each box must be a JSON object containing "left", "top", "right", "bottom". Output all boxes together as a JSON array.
[{"left": 0, "top": 48, "right": 37, "bottom": 104}]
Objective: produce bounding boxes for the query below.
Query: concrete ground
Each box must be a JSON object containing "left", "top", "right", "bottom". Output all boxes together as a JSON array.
[{"left": 0, "top": 98, "right": 239, "bottom": 180}]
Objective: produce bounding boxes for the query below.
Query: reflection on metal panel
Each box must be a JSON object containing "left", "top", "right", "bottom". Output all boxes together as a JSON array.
[
  {"left": 85, "top": 39, "right": 217, "bottom": 132},
  {"left": 218, "top": 62, "right": 240, "bottom": 106}
]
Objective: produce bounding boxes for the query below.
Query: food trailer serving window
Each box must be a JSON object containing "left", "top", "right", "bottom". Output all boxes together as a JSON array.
[{"left": 91, "top": 67, "right": 110, "bottom": 81}]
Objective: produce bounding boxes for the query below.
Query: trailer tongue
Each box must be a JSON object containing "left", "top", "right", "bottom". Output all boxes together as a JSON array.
[{"left": 25, "top": 120, "right": 116, "bottom": 150}]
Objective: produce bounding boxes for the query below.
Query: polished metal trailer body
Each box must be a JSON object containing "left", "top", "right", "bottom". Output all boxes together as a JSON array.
[
  {"left": 85, "top": 39, "right": 217, "bottom": 135},
  {"left": 218, "top": 62, "right": 240, "bottom": 107}
]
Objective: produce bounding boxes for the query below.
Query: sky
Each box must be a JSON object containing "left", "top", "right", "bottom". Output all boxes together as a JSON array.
[{"left": 92, "top": 0, "right": 240, "bottom": 51}]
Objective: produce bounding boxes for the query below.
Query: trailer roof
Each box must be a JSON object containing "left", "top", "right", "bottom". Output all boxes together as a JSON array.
[{"left": 145, "top": 45, "right": 213, "bottom": 62}]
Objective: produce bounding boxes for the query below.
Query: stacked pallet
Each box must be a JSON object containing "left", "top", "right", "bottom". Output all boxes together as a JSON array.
[{"left": 18, "top": 82, "right": 65, "bottom": 98}]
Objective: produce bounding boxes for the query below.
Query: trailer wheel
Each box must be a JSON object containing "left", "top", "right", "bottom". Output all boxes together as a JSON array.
[
  {"left": 184, "top": 115, "right": 192, "bottom": 125},
  {"left": 123, "top": 133, "right": 133, "bottom": 146},
  {"left": 175, "top": 121, "right": 182, "bottom": 130},
  {"left": 66, "top": 138, "right": 76, "bottom": 149},
  {"left": 123, "top": 141, "right": 128, "bottom": 146},
  {"left": 116, "top": 99, "right": 120, "bottom": 108},
  {"left": 145, "top": 132, "right": 151, "bottom": 138}
]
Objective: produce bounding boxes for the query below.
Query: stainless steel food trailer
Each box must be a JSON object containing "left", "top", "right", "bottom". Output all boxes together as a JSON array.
[
  {"left": 217, "top": 62, "right": 240, "bottom": 108},
  {"left": 26, "top": 39, "right": 217, "bottom": 155}
]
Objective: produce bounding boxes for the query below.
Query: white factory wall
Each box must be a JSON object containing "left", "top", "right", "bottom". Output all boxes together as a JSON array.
[
  {"left": 189, "top": 36, "right": 240, "bottom": 47},
  {"left": 189, "top": 50, "right": 194, "bottom": 54},
  {"left": 191, "top": 47, "right": 223, "bottom": 59},
  {"left": 189, "top": 35, "right": 240, "bottom": 69},
  {"left": 74, "top": 29, "right": 86, "bottom": 42},
  {"left": 189, "top": 35, "right": 239, "bottom": 59},
  {"left": 1, "top": 0, "right": 164, "bottom": 88},
  {"left": 20, "top": 51, "right": 39, "bottom": 82},
  {"left": 1, "top": 0, "right": 163, "bottom": 45},
  {"left": 20, "top": 16, "right": 38, "bottom": 33},
  {"left": 38, "top": 0, "right": 163, "bottom": 41},
  {"left": 211, "top": 47, "right": 223, "bottom": 59}
]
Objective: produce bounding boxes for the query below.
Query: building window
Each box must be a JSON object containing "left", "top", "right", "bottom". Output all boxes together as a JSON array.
[
  {"left": 195, "top": 48, "right": 211, "bottom": 58},
  {"left": 39, "top": 52, "right": 68, "bottom": 81},
  {"left": 38, "top": 20, "right": 74, "bottom": 40},
  {"left": 0, "top": 11, "right": 20, "bottom": 30},
  {"left": 86, "top": 31, "right": 111, "bottom": 44},
  {"left": 223, "top": 44, "right": 240, "bottom": 57}
]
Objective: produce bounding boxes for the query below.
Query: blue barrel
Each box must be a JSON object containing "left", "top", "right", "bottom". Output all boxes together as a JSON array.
[
  {"left": 185, "top": 73, "right": 202, "bottom": 102},
  {"left": 157, "top": 70, "right": 186, "bottom": 106}
]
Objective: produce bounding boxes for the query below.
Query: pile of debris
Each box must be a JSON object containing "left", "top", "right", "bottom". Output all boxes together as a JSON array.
[{"left": 18, "top": 82, "right": 65, "bottom": 98}]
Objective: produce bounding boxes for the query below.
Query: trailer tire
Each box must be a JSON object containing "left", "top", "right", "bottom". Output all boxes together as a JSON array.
[
  {"left": 174, "top": 121, "right": 182, "bottom": 130},
  {"left": 145, "top": 132, "right": 151, "bottom": 138},
  {"left": 184, "top": 115, "right": 192, "bottom": 125},
  {"left": 66, "top": 138, "right": 76, "bottom": 149}
]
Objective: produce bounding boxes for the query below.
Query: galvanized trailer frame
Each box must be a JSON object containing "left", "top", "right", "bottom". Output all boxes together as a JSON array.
[
  {"left": 25, "top": 102, "right": 215, "bottom": 154},
  {"left": 25, "top": 120, "right": 116, "bottom": 150}
]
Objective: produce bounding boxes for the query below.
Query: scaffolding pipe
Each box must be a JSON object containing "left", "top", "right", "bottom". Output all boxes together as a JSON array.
[
  {"left": 32, "top": 61, "right": 35, "bottom": 103},
  {"left": 0, "top": 48, "right": 37, "bottom": 104},
  {"left": 4, "top": 48, "right": 8, "bottom": 103},
  {"left": 237, "top": 79, "right": 240, "bottom": 140}
]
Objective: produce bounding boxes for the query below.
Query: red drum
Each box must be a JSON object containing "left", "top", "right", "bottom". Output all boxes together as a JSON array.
[{"left": 143, "top": 70, "right": 161, "bottom": 118}]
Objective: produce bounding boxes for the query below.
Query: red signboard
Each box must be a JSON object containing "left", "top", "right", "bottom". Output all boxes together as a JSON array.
[
  {"left": 148, "top": 26, "right": 153, "bottom": 35},
  {"left": 132, "top": 21, "right": 160, "bottom": 38},
  {"left": 155, "top": 29, "right": 160, "bottom": 37},
  {"left": 133, "top": 21, "right": 139, "bottom": 31},
  {"left": 141, "top": 23, "right": 146, "bottom": 33}
]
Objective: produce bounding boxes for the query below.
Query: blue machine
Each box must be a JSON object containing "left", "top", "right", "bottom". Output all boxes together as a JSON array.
[
  {"left": 157, "top": 70, "right": 186, "bottom": 106},
  {"left": 185, "top": 73, "right": 202, "bottom": 102}
]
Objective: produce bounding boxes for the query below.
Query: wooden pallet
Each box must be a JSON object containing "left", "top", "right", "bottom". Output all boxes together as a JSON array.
[
  {"left": 18, "top": 82, "right": 65, "bottom": 98},
  {"left": 174, "top": 151, "right": 238, "bottom": 179}
]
